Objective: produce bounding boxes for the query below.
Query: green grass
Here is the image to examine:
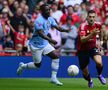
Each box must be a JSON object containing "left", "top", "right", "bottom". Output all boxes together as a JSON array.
[{"left": 0, "top": 78, "right": 107, "bottom": 90}]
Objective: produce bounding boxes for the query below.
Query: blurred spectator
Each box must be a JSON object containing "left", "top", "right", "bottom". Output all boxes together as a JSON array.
[
  {"left": 101, "top": 0, "right": 108, "bottom": 22},
  {"left": 64, "top": 0, "right": 83, "bottom": 7},
  {"left": 101, "top": 24, "right": 108, "bottom": 50},
  {"left": 27, "top": 0, "right": 40, "bottom": 13},
  {"left": 10, "top": 0, "right": 19, "bottom": 14},
  {"left": 0, "top": 0, "right": 3, "bottom": 11},
  {"left": 60, "top": 5, "right": 80, "bottom": 26},
  {"left": 8, "top": 0, "right": 15, "bottom": 5},
  {"left": 23, "top": 5, "right": 32, "bottom": 19},
  {"left": 23, "top": 5, "right": 32, "bottom": 26},
  {"left": 15, "top": 44, "right": 23, "bottom": 56},
  {"left": 3, "top": 35, "right": 14, "bottom": 50},
  {"left": 21, "top": 0, "right": 27, "bottom": 4},
  {"left": 7, "top": 21, "right": 27, "bottom": 50},
  {"left": 80, "top": 2, "right": 87, "bottom": 12},
  {"left": 58, "top": 1, "right": 66, "bottom": 13},
  {"left": 61, "top": 16, "right": 78, "bottom": 52},
  {"left": 51, "top": 2, "right": 63, "bottom": 23},
  {"left": 2, "top": 8, "right": 11, "bottom": 36},
  {"left": 10, "top": 7, "right": 29, "bottom": 38},
  {"left": 32, "top": 5, "right": 40, "bottom": 21},
  {"left": 0, "top": 14, "right": 5, "bottom": 45},
  {"left": 2, "top": 0, "right": 13, "bottom": 17},
  {"left": 19, "top": 0, "right": 26, "bottom": 10},
  {"left": 74, "top": 4, "right": 82, "bottom": 16}
]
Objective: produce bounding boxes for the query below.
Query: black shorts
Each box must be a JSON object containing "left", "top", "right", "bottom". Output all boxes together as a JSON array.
[{"left": 77, "top": 47, "right": 101, "bottom": 70}]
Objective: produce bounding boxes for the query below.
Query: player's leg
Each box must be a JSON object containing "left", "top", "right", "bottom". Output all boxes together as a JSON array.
[
  {"left": 17, "top": 45, "right": 43, "bottom": 75},
  {"left": 43, "top": 43, "right": 63, "bottom": 85},
  {"left": 93, "top": 55, "right": 106, "bottom": 85},
  {"left": 82, "top": 67, "right": 93, "bottom": 88},
  {"left": 77, "top": 51, "right": 93, "bottom": 88}
]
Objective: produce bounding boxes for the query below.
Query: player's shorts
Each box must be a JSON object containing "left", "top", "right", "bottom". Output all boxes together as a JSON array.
[
  {"left": 29, "top": 43, "right": 55, "bottom": 63},
  {"left": 77, "top": 47, "right": 101, "bottom": 70}
]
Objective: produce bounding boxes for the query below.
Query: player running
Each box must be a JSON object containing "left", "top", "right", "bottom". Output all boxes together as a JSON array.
[
  {"left": 17, "top": 4, "right": 69, "bottom": 86},
  {"left": 77, "top": 10, "right": 107, "bottom": 88}
]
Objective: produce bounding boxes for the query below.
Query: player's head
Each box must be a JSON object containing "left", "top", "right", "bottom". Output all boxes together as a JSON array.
[
  {"left": 87, "top": 10, "right": 96, "bottom": 25},
  {"left": 40, "top": 4, "right": 50, "bottom": 19}
]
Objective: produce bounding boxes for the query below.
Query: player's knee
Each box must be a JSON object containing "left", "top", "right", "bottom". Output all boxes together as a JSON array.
[
  {"left": 34, "top": 62, "right": 41, "bottom": 68},
  {"left": 96, "top": 62, "right": 103, "bottom": 67},
  {"left": 52, "top": 54, "right": 59, "bottom": 59},
  {"left": 96, "top": 64, "right": 103, "bottom": 68}
]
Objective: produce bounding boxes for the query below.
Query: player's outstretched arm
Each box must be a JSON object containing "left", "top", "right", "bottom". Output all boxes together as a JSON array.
[
  {"left": 38, "top": 30, "right": 57, "bottom": 45},
  {"left": 54, "top": 26, "right": 70, "bottom": 33}
]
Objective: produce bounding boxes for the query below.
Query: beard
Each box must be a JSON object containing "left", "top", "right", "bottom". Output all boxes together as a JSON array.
[
  {"left": 88, "top": 20, "right": 94, "bottom": 25},
  {"left": 42, "top": 12, "right": 50, "bottom": 19}
]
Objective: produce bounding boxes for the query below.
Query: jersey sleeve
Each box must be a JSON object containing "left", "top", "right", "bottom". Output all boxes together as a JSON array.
[{"left": 50, "top": 17, "right": 57, "bottom": 27}]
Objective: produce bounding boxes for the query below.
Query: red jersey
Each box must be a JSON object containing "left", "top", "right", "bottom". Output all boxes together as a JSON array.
[
  {"left": 77, "top": 21, "right": 101, "bottom": 51},
  {"left": 14, "top": 32, "right": 27, "bottom": 48}
]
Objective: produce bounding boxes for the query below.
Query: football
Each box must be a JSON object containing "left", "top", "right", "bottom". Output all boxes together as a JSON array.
[{"left": 67, "top": 65, "right": 79, "bottom": 76}]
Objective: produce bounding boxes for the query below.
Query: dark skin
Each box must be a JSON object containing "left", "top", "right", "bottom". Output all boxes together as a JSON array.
[{"left": 38, "top": 5, "right": 69, "bottom": 59}]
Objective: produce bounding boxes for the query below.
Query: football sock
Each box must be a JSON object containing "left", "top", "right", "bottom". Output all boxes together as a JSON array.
[
  {"left": 22, "top": 62, "right": 37, "bottom": 69},
  {"left": 51, "top": 59, "right": 59, "bottom": 79},
  {"left": 96, "top": 65, "right": 103, "bottom": 75},
  {"left": 83, "top": 74, "right": 91, "bottom": 82}
]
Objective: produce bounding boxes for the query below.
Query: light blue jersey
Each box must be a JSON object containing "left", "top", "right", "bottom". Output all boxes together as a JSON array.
[{"left": 29, "top": 15, "right": 57, "bottom": 48}]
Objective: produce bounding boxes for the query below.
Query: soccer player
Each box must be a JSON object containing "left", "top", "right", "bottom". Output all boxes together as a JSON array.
[
  {"left": 77, "top": 10, "right": 107, "bottom": 88},
  {"left": 17, "top": 4, "right": 69, "bottom": 86}
]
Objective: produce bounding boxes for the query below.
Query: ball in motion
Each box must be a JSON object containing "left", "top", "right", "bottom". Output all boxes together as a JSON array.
[{"left": 67, "top": 65, "right": 79, "bottom": 76}]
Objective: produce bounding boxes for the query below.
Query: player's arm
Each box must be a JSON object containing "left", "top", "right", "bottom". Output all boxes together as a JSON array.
[
  {"left": 53, "top": 25, "right": 69, "bottom": 32},
  {"left": 51, "top": 17, "right": 69, "bottom": 32},
  {"left": 80, "top": 28, "right": 100, "bottom": 43},
  {"left": 38, "top": 30, "right": 57, "bottom": 45}
]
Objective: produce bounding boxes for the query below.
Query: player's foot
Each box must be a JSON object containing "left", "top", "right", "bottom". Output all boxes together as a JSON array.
[
  {"left": 50, "top": 78, "right": 63, "bottom": 86},
  {"left": 98, "top": 74, "right": 106, "bottom": 85},
  {"left": 17, "top": 62, "right": 24, "bottom": 76},
  {"left": 88, "top": 80, "right": 93, "bottom": 88}
]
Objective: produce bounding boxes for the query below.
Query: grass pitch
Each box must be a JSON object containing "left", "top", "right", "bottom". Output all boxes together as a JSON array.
[{"left": 0, "top": 78, "right": 107, "bottom": 90}]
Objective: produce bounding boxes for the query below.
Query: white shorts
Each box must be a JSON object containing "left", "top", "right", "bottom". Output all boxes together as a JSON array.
[{"left": 29, "top": 43, "right": 55, "bottom": 63}]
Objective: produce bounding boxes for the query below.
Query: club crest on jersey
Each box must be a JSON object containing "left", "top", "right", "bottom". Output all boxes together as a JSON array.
[{"left": 47, "top": 21, "right": 50, "bottom": 25}]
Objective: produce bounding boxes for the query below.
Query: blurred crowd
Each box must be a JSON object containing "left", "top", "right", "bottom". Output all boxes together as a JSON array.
[{"left": 0, "top": 0, "right": 108, "bottom": 56}]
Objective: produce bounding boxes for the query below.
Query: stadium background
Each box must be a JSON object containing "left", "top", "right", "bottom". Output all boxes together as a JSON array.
[{"left": 0, "top": 0, "right": 108, "bottom": 90}]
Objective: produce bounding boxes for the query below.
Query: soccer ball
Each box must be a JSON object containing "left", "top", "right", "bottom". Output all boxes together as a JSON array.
[{"left": 67, "top": 65, "right": 79, "bottom": 76}]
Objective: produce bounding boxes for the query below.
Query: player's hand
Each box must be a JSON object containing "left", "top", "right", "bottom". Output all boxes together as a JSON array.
[
  {"left": 50, "top": 39, "right": 57, "bottom": 45},
  {"left": 91, "top": 28, "right": 100, "bottom": 36},
  {"left": 65, "top": 29, "right": 70, "bottom": 33},
  {"left": 62, "top": 28, "right": 70, "bottom": 33}
]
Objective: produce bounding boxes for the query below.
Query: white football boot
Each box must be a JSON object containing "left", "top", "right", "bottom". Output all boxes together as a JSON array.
[
  {"left": 17, "top": 62, "right": 24, "bottom": 76},
  {"left": 50, "top": 78, "right": 63, "bottom": 86}
]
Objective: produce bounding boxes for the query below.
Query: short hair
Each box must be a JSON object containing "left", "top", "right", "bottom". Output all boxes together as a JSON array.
[
  {"left": 52, "top": 2, "right": 58, "bottom": 6},
  {"left": 67, "top": 5, "right": 73, "bottom": 9},
  {"left": 88, "top": 10, "right": 96, "bottom": 15},
  {"left": 40, "top": 4, "right": 49, "bottom": 12}
]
